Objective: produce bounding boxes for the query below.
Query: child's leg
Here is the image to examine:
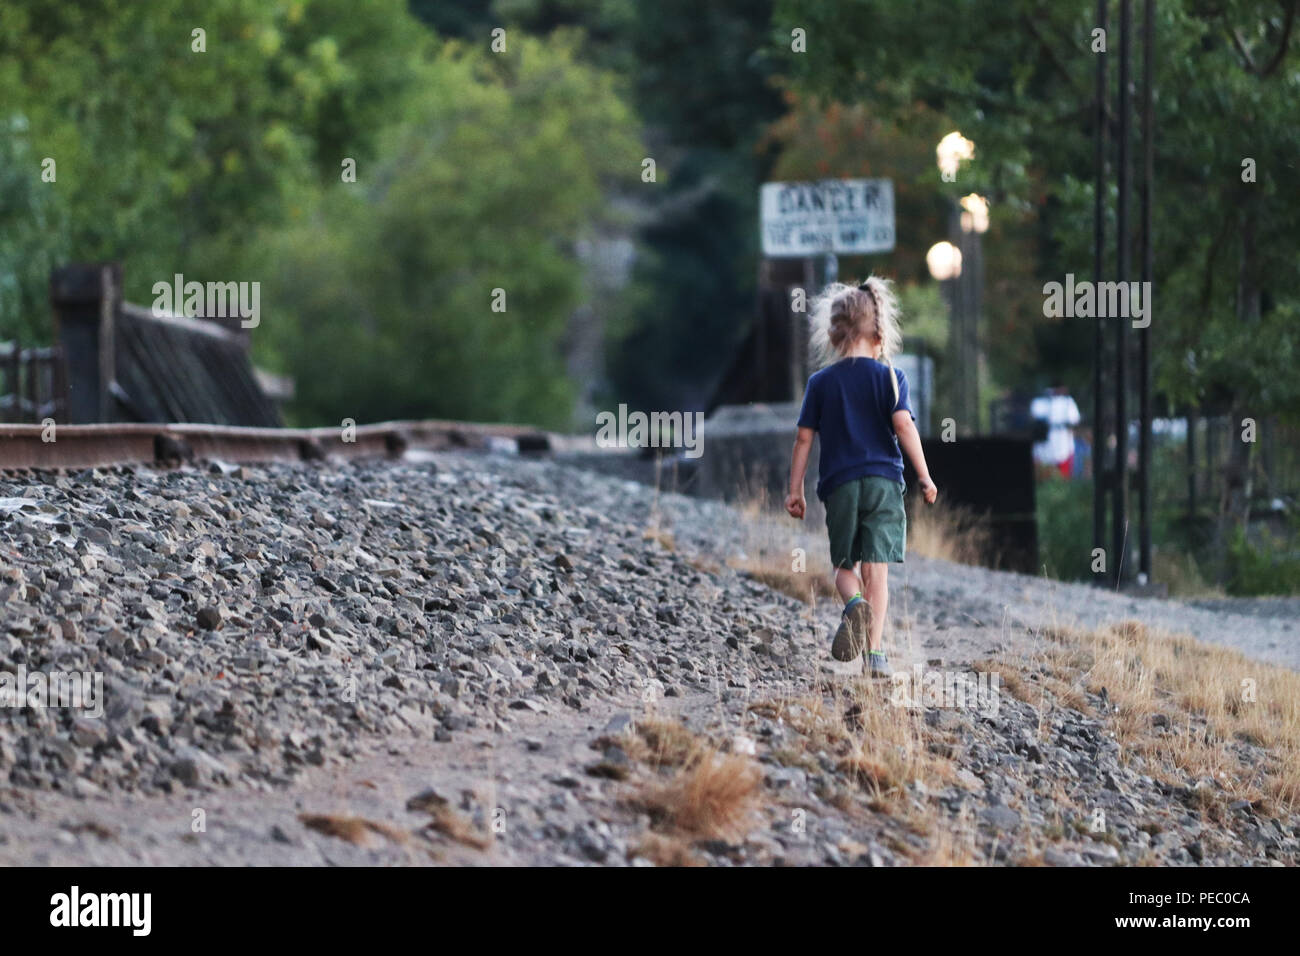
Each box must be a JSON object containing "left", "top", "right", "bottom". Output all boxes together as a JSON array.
[
  {"left": 860, "top": 562, "right": 888, "bottom": 651},
  {"left": 834, "top": 565, "right": 863, "bottom": 604}
]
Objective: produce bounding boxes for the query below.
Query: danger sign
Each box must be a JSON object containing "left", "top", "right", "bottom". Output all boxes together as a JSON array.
[{"left": 760, "top": 179, "right": 896, "bottom": 257}]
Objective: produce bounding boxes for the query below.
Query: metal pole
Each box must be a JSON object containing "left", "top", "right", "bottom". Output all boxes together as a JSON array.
[
  {"left": 1187, "top": 407, "right": 1197, "bottom": 525},
  {"left": 971, "top": 227, "right": 983, "bottom": 435},
  {"left": 792, "top": 282, "right": 806, "bottom": 399},
  {"left": 1114, "top": 0, "right": 1132, "bottom": 588},
  {"left": 951, "top": 205, "right": 974, "bottom": 435},
  {"left": 1138, "top": 0, "right": 1154, "bottom": 581},
  {"left": 756, "top": 258, "right": 768, "bottom": 401},
  {"left": 1092, "top": 0, "right": 1109, "bottom": 579}
]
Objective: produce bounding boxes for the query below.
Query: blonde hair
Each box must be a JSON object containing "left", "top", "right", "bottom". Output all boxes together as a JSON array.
[{"left": 808, "top": 276, "right": 903, "bottom": 403}]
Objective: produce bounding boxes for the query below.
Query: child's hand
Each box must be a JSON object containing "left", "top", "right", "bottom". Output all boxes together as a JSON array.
[
  {"left": 784, "top": 492, "right": 806, "bottom": 520},
  {"left": 919, "top": 476, "right": 938, "bottom": 504}
]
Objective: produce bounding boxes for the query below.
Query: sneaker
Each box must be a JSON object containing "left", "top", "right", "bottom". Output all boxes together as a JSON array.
[
  {"left": 831, "top": 600, "right": 872, "bottom": 662},
  {"left": 867, "top": 650, "right": 893, "bottom": 679}
]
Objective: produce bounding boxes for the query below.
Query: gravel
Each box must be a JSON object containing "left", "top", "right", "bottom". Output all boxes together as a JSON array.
[{"left": 0, "top": 451, "right": 1295, "bottom": 866}]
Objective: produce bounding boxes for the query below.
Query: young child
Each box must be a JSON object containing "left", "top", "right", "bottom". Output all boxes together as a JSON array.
[{"left": 784, "top": 278, "right": 938, "bottom": 677}]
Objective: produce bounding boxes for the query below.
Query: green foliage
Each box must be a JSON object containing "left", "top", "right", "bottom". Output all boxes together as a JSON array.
[
  {"left": 579, "top": 0, "right": 786, "bottom": 410},
  {"left": 776, "top": 0, "right": 1300, "bottom": 423},
  {"left": 1226, "top": 521, "right": 1300, "bottom": 597},
  {"left": 0, "top": 115, "right": 68, "bottom": 343},
  {"left": 251, "top": 35, "right": 640, "bottom": 428},
  {"left": 1035, "top": 475, "right": 1095, "bottom": 581},
  {"left": 0, "top": 0, "right": 425, "bottom": 337},
  {"left": 0, "top": 1, "right": 637, "bottom": 430},
  {"left": 897, "top": 283, "right": 948, "bottom": 355}
]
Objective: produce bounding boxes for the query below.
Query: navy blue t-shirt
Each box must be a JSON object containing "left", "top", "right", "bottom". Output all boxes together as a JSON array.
[{"left": 797, "top": 357, "right": 914, "bottom": 501}]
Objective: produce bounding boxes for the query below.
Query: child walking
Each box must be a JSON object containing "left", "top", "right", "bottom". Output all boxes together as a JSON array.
[{"left": 784, "top": 278, "right": 938, "bottom": 676}]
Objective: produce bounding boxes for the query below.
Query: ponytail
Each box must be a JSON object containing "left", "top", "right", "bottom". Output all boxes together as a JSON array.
[{"left": 858, "top": 277, "right": 902, "bottom": 408}]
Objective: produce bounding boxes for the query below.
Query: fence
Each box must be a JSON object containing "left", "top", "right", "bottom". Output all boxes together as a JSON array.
[
  {"left": 49, "top": 263, "right": 281, "bottom": 427},
  {"left": 987, "top": 400, "right": 1297, "bottom": 522},
  {"left": 0, "top": 340, "right": 67, "bottom": 424},
  {"left": 1180, "top": 415, "right": 1298, "bottom": 519}
]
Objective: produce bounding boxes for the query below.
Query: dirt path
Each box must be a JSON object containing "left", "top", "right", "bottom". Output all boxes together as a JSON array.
[{"left": 0, "top": 699, "right": 636, "bottom": 866}]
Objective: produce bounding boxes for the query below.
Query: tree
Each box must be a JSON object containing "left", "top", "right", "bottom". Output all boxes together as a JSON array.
[
  {"left": 0, "top": 0, "right": 424, "bottom": 336},
  {"left": 777, "top": 0, "right": 1300, "bottom": 531},
  {"left": 249, "top": 34, "right": 641, "bottom": 428}
]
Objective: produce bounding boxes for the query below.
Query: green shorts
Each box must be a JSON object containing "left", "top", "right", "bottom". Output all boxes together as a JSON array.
[{"left": 824, "top": 476, "right": 906, "bottom": 567}]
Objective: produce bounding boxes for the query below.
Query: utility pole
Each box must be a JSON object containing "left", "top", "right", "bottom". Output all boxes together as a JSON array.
[
  {"left": 1092, "top": 0, "right": 1109, "bottom": 579},
  {"left": 1113, "top": 0, "right": 1132, "bottom": 588},
  {"left": 1138, "top": 0, "right": 1155, "bottom": 583},
  {"left": 967, "top": 217, "right": 983, "bottom": 435}
]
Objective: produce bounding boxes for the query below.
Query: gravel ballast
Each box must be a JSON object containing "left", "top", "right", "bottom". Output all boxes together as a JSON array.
[{"left": 0, "top": 452, "right": 1295, "bottom": 866}]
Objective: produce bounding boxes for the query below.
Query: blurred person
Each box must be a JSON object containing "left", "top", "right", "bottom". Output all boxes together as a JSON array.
[
  {"left": 784, "top": 278, "right": 938, "bottom": 677},
  {"left": 1030, "top": 385, "right": 1081, "bottom": 479}
]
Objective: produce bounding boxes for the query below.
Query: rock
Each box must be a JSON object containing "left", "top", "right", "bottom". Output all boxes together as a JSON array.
[
  {"left": 196, "top": 606, "right": 222, "bottom": 630},
  {"left": 603, "top": 713, "right": 633, "bottom": 735},
  {"left": 1043, "top": 847, "right": 1082, "bottom": 866},
  {"left": 170, "top": 757, "right": 200, "bottom": 787},
  {"left": 980, "top": 806, "right": 1021, "bottom": 830},
  {"left": 406, "top": 788, "right": 450, "bottom": 813}
]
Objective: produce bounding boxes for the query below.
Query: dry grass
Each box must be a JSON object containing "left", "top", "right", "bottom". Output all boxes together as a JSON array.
[
  {"left": 422, "top": 805, "right": 493, "bottom": 850},
  {"left": 1034, "top": 620, "right": 1300, "bottom": 810},
  {"left": 618, "top": 717, "right": 762, "bottom": 852},
  {"left": 1153, "top": 548, "right": 1225, "bottom": 599},
  {"left": 752, "top": 677, "right": 954, "bottom": 816},
  {"left": 633, "top": 747, "right": 762, "bottom": 841},
  {"left": 721, "top": 489, "right": 840, "bottom": 600},
  {"left": 642, "top": 479, "right": 1300, "bottom": 859},
  {"left": 735, "top": 562, "right": 838, "bottom": 604},
  {"left": 604, "top": 716, "right": 701, "bottom": 769},
  {"left": 298, "top": 813, "right": 409, "bottom": 846},
  {"left": 629, "top": 832, "right": 705, "bottom": 867},
  {"left": 907, "top": 500, "right": 994, "bottom": 567},
  {"left": 915, "top": 814, "right": 980, "bottom": 865},
  {"left": 974, "top": 658, "right": 1033, "bottom": 704}
]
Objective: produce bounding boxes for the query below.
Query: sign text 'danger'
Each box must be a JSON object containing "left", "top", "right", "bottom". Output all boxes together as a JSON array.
[{"left": 760, "top": 179, "right": 896, "bottom": 257}]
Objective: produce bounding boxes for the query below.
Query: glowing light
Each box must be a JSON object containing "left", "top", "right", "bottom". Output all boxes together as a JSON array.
[
  {"left": 926, "top": 241, "right": 963, "bottom": 281},
  {"left": 936, "top": 131, "right": 975, "bottom": 179},
  {"left": 960, "top": 193, "right": 990, "bottom": 233}
]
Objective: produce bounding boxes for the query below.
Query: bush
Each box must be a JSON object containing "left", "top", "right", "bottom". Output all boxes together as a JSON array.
[
  {"left": 1226, "top": 523, "right": 1300, "bottom": 597},
  {"left": 1035, "top": 476, "right": 1094, "bottom": 581}
]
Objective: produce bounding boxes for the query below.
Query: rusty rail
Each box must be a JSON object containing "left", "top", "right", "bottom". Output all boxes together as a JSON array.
[{"left": 0, "top": 419, "right": 553, "bottom": 470}]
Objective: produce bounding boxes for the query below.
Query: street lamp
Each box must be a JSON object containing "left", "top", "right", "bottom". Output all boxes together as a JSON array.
[
  {"left": 936, "top": 132, "right": 975, "bottom": 181},
  {"left": 934, "top": 134, "right": 983, "bottom": 435},
  {"left": 954, "top": 194, "right": 988, "bottom": 434},
  {"left": 960, "top": 193, "right": 989, "bottom": 234},
  {"left": 926, "top": 241, "right": 963, "bottom": 280}
]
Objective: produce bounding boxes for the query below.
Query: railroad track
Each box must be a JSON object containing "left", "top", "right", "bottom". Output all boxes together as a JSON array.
[{"left": 0, "top": 419, "right": 554, "bottom": 469}]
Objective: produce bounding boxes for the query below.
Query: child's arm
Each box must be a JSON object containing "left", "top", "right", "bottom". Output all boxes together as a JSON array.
[
  {"left": 785, "top": 426, "right": 815, "bottom": 519},
  {"left": 892, "top": 411, "right": 938, "bottom": 504}
]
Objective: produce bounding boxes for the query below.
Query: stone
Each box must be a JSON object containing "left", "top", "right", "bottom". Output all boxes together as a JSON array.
[{"left": 196, "top": 606, "right": 222, "bottom": 630}]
